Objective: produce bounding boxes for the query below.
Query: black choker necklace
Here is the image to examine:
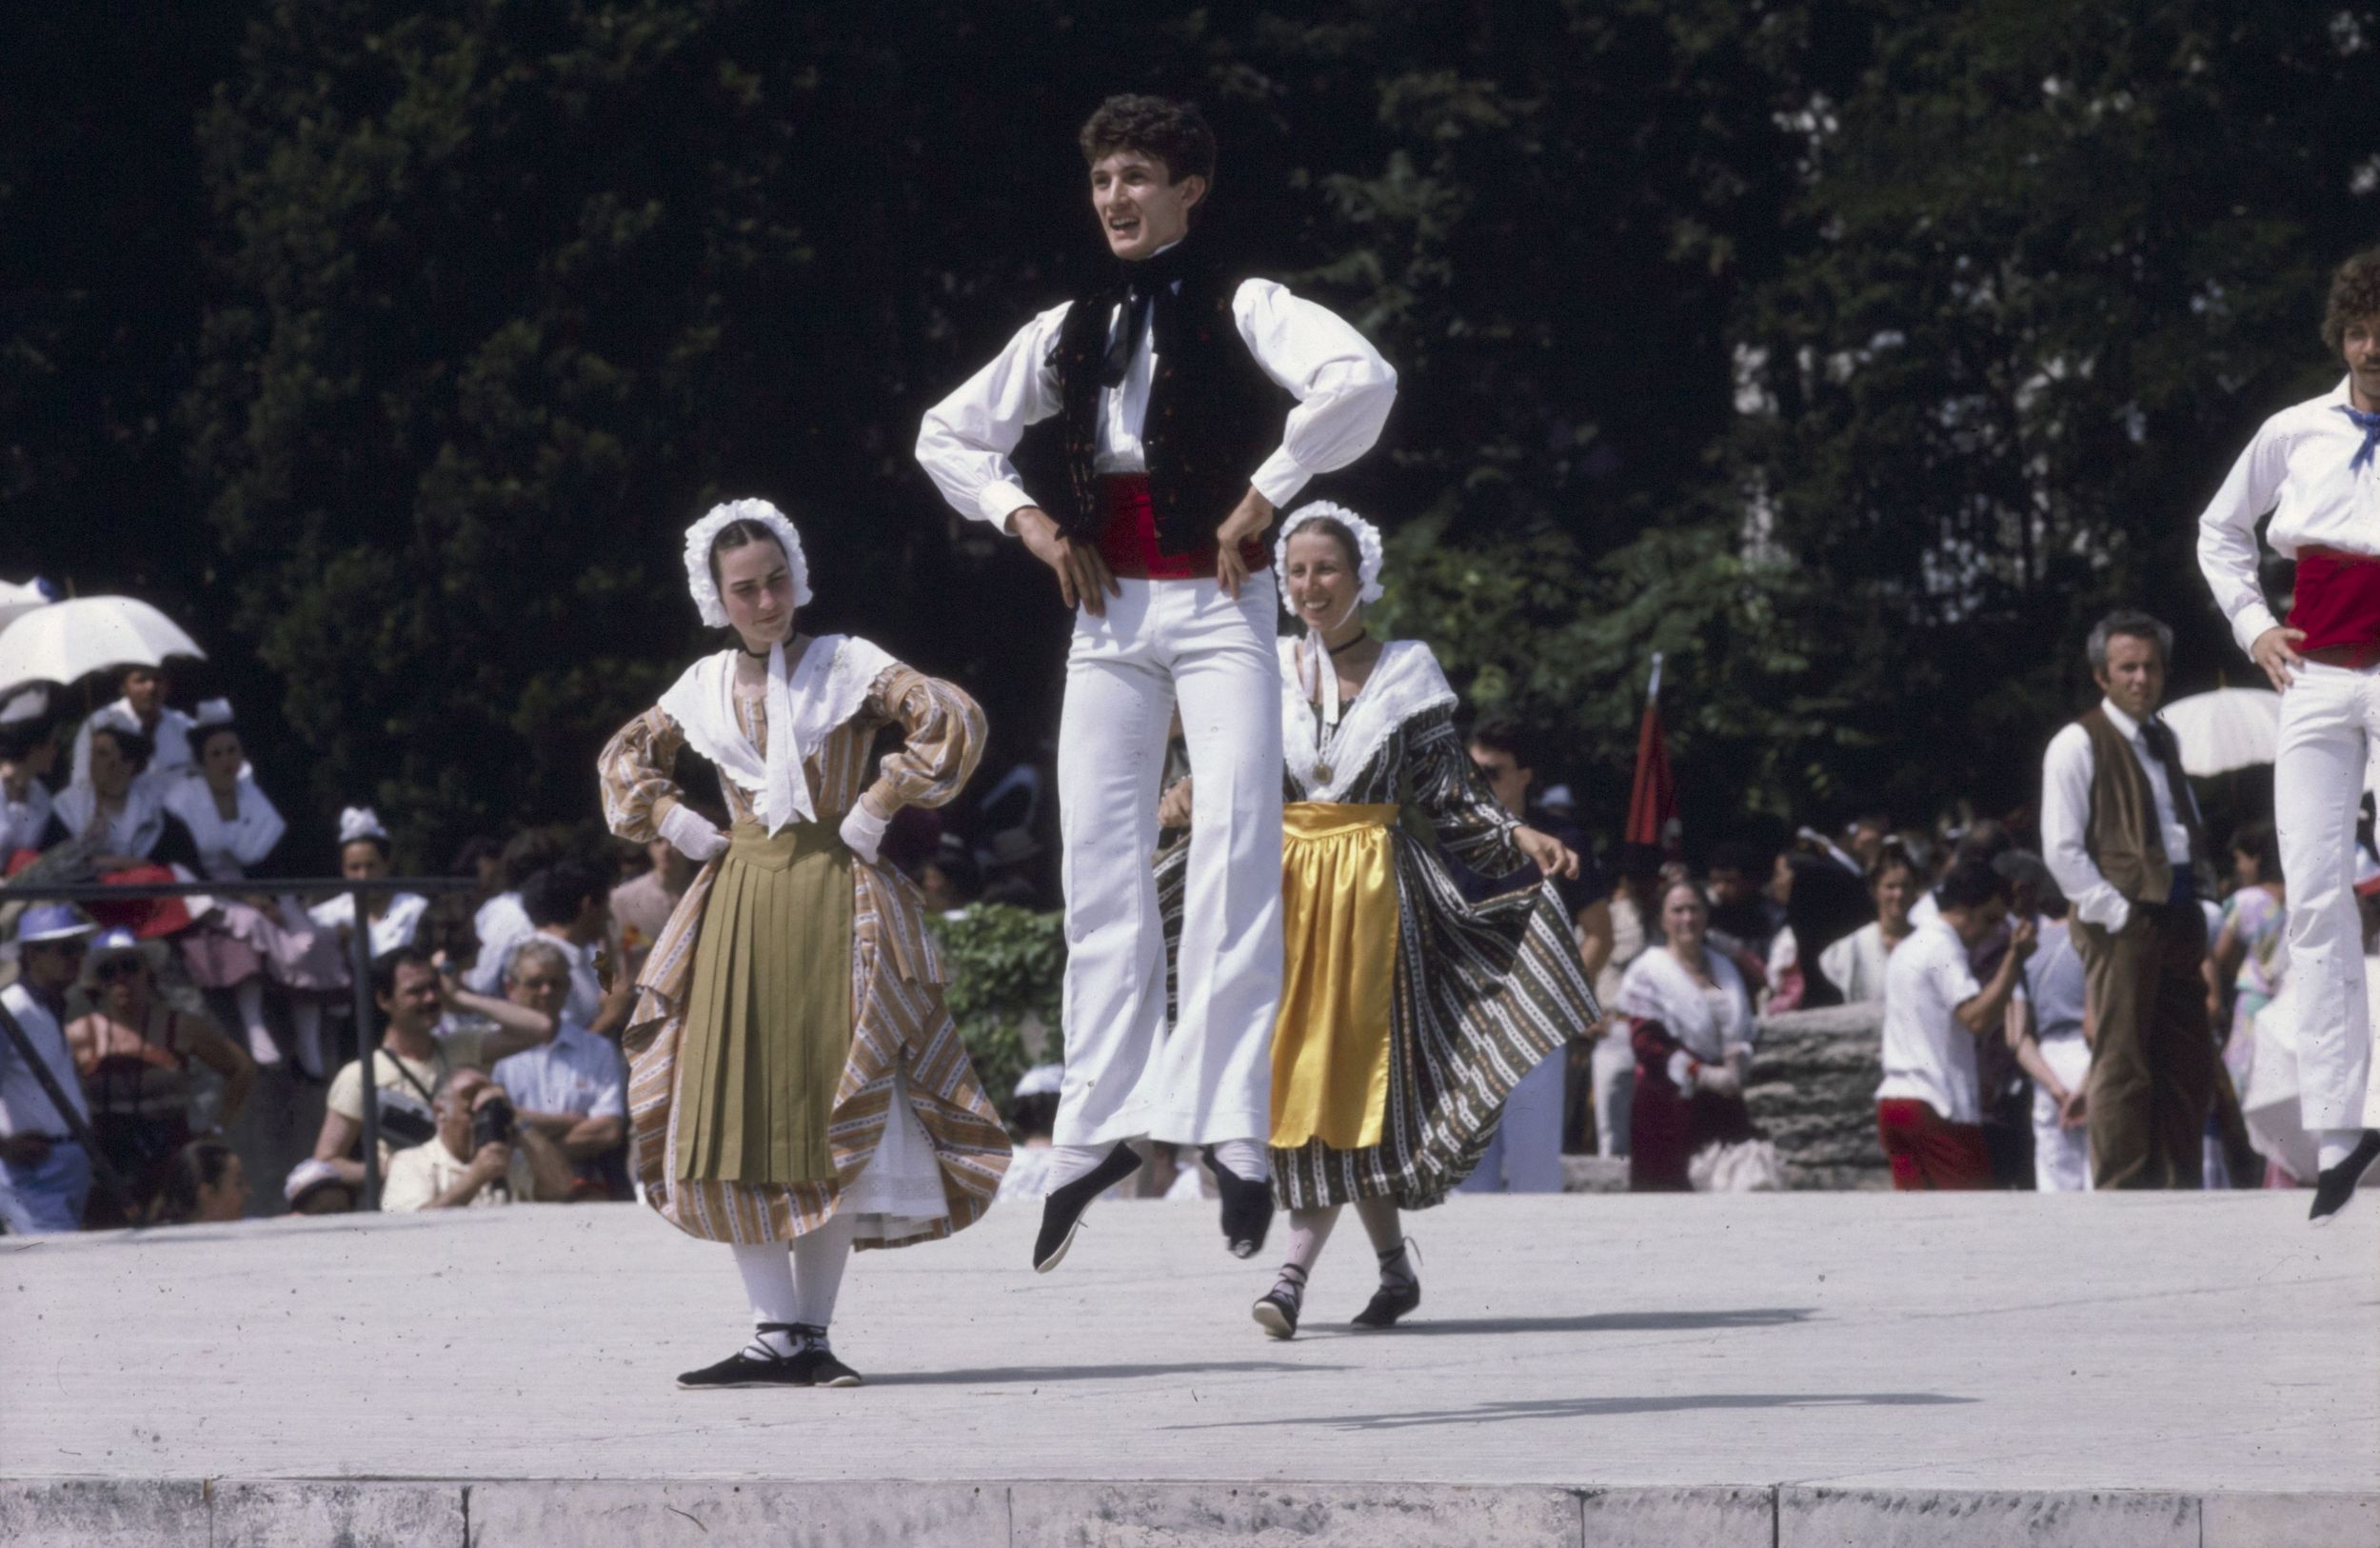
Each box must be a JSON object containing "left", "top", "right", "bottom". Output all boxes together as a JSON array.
[
  {"left": 739, "top": 639, "right": 774, "bottom": 660},
  {"left": 1322, "top": 628, "right": 1370, "bottom": 652}
]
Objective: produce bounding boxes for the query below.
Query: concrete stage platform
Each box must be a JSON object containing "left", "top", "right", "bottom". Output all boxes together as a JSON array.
[{"left": 4, "top": 1192, "right": 2375, "bottom": 1546}]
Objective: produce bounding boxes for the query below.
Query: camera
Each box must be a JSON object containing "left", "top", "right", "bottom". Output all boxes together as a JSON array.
[{"left": 470, "top": 1095, "right": 517, "bottom": 1151}]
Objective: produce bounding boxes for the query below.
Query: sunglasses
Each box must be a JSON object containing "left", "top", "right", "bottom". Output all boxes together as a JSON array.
[
  {"left": 95, "top": 959, "right": 146, "bottom": 981},
  {"left": 34, "top": 941, "right": 88, "bottom": 960}
]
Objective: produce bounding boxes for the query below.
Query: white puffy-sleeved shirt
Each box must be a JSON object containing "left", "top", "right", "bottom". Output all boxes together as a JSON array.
[
  {"left": 1875, "top": 917, "right": 1986, "bottom": 1125},
  {"left": 2198, "top": 377, "right": 2380, "bottom": 655},
  {"left": 916, "top": 266, "right": 1398, "bottom": 528},
  {"left": 2039, "top": 699, "right": 2198, "bottom": 933}
]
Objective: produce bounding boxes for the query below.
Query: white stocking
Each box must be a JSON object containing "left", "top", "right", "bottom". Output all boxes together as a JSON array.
[
  {"left": 290, "top": 1001, "right": 326, "bottom": 1081},
  {"left": 1210, "top": 1137, "right": 1270, "bottom": 1183},
  {"left": 792, "top": 1210, "right": 857, "bottom": 1334},
  {"left": 234, "top": 980, "right": 279, "bottom": 1065},
  {"left": 730, "top": 1240, "right": 800, "bottom": 1357}
]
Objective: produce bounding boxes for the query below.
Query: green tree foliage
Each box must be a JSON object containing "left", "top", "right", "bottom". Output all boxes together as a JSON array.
[{"left": 14, "top": 0, "right": 2373, "bottom": 864}]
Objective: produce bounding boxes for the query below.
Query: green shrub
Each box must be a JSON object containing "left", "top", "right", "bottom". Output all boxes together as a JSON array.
[{"left": 928, "top": 903, "right": 1065, "bottom": 1113}]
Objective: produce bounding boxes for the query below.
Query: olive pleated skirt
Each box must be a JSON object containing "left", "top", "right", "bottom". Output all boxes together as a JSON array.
[{"left": 672, "top": 821, "right": 852, "bottom": 1183}]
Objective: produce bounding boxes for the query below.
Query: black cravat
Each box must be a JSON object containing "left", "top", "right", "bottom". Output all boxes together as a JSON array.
[
  {"left": 1100, "top": 243, "right": 1191, "bottom": 388},
  {"left": 2139, "top": 718, "right": 2183, "bottom": 777}
]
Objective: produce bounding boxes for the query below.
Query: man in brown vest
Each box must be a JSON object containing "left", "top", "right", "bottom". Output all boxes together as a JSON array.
[{"left": 2039, "top": 610, "right": 2217, "bottom": 1187}]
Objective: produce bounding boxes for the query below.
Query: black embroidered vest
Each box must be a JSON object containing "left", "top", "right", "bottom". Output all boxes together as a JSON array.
[{"left": 1049, "top": 248, "right": 1291, "bottom": 553}]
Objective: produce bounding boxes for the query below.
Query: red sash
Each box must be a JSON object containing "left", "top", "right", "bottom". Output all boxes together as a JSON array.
[
  {"left": 1094, "top": 474, "right": 1270, "bottom": 583},
  {"left": 2289, "top": 547, "right": 2380, "bottom": 667}
]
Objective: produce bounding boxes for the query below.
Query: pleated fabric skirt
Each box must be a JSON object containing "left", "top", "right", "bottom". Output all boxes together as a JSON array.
[
  {"left": 672, "top": 821, "right": 852, "bottom": 1184},
  {"left": 1269, "top": 803, "right": 1401, "bottom": 1151}
]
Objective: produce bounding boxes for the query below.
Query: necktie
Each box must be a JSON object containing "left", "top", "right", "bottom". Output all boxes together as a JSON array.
[
  {"left": 1099, "top": 244, "right": 1190, "bottom": 389},
  {"left": 2345, "top": 405, "right": 2380, "bottom": 475}
]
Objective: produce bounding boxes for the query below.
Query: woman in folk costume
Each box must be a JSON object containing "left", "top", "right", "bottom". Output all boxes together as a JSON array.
[
  {"left": 1616, "top": 877, "right": 1760, "bottom": 1192},
  {"left": 599, "top": 501, "right": 1010, "bottom": 1390},
  {"left": 161, "top": 706, "right": 348, "bottom": 1079},
  {"left": 1160, "top": 503, "right": 1600, "bottom": 1340}
]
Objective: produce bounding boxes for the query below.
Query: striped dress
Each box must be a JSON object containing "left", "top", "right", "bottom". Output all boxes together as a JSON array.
[
  {"left": 1161, "top": 640, "right": 1602, "bottom": 1210},
  {"left": 599, "top": 651, "right": 1010, "bottom": 1247}
]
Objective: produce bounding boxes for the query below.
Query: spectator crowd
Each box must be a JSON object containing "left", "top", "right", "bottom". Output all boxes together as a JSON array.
[{"left": 0, "top": 603, "right": 2329, "bottom": 1233}]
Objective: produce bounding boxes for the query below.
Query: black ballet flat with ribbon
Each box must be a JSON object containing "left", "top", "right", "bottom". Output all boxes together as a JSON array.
[
  {"left": 2311, "top": 1130, "right": 2380, "bottom": 1224},
  {"left": 1033, "top": 1142, "right": 1143, "bottom": 1273},
  {"left": 1202, "top": 1146, "right": 1276, "bottom": 1260}
]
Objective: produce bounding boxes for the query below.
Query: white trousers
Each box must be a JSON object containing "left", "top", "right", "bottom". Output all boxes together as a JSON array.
[
  {"left": 1591, "top": 1025, "right": 1635, "bottom": 1158},
  {"left": 2030, "top": 1032, "right": 2093, "bottom": 1193},
  {"left": 1054, "top": 574, "right": 1283, "bottom": 1148},
  {"left": 2272, "top": 660, "right": 2380, "bottom": 1131},
  {"left": 1460, "top": 1047, "right": 1568, "bottom": 1193}
]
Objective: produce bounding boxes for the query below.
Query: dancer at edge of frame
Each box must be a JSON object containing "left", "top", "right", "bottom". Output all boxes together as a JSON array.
[
  {"left": 915, "top": 94, "right": 1398, "bottom": 1272},
  {"left": 598, "top": 501, "right": 1011, "bottom": 1388},
  {"left": 1156, "top": 503, "right": 1600, "bottom": 1338},
  {"left": 2197, "top": 246, "right": 2380, "bottom": 1221}
]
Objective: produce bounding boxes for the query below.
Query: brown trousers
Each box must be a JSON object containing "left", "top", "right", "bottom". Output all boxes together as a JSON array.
[{"left": 2073, "top": 901, "right": 2215, "bottom": 1189}]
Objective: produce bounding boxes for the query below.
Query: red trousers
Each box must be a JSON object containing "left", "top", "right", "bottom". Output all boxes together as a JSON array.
[{"left": 1876, "top": 1098, "right": 1993, "bottom": 1191}]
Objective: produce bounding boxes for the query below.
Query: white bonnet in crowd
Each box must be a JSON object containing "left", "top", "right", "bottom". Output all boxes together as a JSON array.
[
  {"left": 192, "top": 698, "right": 235, "bottom": 727},
  {"left": 683, "top": 499, "right": 813, "bottom": 627},
  {"left": 1273, "top": 501, "right": 1386, "bottom": 618},
  {"left": 338, "top": 806, "right": 390, "bottom": 846}
]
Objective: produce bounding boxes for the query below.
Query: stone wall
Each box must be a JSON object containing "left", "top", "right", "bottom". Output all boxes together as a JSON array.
[{"left": 1747, "top": 1001, "right": 1891, "bottom": 1190}]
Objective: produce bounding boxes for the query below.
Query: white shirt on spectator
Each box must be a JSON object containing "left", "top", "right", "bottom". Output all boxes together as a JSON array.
[
  {"left": 493, "top": 1021, "right": 624, "bottom": 1121},
  {"left": 1876, "top": 917, "right": 1986, "bottom": 1124},
  {"left": 380, "top": 1136, "right": 538, "bottom": 1212},
  {"left": 164, "top": 773, "right": 287, "bottom": 882},
  {"left": 915, "top": 269, "right": 1398, "bottom": 526},
  {"left": 2197, "top": 377, "right": 2380, "bottom": 654},
  {"left": 1819, "top": 921, "right": 1895, "bottom": 1005},
  {"left": 0, "top": 982, "right": 88, "bottom": 1136},
  {"left": 1, "top": 779, "right": 53, "bottom": 859},
  {"left": 308, "top": 890, "right": 429, "bottom": 957},
  {"left": 70, "top": 700, "right": 197, "bottom": 787},
  {"left": 2040, "top": 698, "right": 2196, "bottom": 934},
  {"left": 466, "top": 892, "right": 531, "bottom": 995},
  {"left": 2021, "top": 916, "right": 2087, "bottom": 1042}
]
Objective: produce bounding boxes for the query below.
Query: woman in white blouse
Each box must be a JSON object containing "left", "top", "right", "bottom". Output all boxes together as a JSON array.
[
  {"left": 1818, "top": 848, "right": 1922, "bottom": 1005},
  {"left": 1615, "top": 878, "right": 1759, "bottom": 1191}
]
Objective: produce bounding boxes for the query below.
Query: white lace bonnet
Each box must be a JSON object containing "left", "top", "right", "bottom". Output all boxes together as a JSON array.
[
  {"left": 683, "top": 499, "right": 814, "bottom": 627},
  {"left": 1272, "top": 501, "right": 1385, "bottom": 618}
]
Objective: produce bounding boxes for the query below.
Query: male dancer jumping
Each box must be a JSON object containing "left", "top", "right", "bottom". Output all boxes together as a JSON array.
[
  {"left": 2198, "top": 247, "right": 2380, "bottom": 1220},
  {"left": 918, "top": 95, "right": 1397, "bottom": 1270}
]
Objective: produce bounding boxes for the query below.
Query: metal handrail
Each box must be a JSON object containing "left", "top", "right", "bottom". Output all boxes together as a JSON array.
[{"left": 6, "top": 875, "right": 481, "bottom": 1213}]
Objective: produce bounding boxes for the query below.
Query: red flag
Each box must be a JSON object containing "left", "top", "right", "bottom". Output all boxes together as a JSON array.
[{"left": 1624, "top": 653, "right": 1676, "bottom": 849}]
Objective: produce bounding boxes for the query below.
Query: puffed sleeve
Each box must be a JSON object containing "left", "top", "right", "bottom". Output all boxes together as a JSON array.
[
  {"left": 862, "top": 665, "right": 987, "bottom": 814},
  {"left": 599, "top": 706, "right": 690, "bottom": 843},
  {"left": 1402, "top": 706, "right": 1524, "bottom": 871}
]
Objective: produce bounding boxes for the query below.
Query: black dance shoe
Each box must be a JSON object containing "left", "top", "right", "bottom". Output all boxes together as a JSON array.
[
  {"left": 1350, "top": 1277, "right": 1421, "bottom": 1330},
  {"left": 1351, "top": 1240, "right": 1421, "bottom": 1330},
  {"left": 2311, "top": 1130, "right": 2380, "bottom": 1224},
  {"left": 1252, "top": 1266, "right": 1307, "bottom": 1341},
  {"left": 1202, "top": 1147, "right": 1275, "bottom": 1260},
  {"left": 677, "top": 1326, "right": 814, "bottom": 1390},
  {"left": 1033, "top": 1142, "right": 1143, "bottom": 1273},
  {"left": 784, "top": 1324, "right": 863, "bottom": 1388}
]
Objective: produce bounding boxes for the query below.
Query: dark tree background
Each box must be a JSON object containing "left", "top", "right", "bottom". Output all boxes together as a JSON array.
[{"left": 5, "top": 0, "right": 2375, "bottom": 870}]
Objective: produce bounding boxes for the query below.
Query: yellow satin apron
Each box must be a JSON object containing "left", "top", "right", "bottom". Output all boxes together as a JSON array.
[{"left": 1269, "top": 802, "right": 1401, "bottom": 1150}]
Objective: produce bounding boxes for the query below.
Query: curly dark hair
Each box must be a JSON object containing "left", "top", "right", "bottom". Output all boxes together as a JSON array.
[
  {"left": 1078, "top": 94, "right": 1217, "bottom": 191},
  {"left": 2321, "top": 248, "right": 2380, "bottom": 354}
]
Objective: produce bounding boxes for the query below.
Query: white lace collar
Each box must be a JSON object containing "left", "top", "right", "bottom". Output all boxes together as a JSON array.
[
  {"left": 657, "top": 634, "right": 896, "bottom": 833},
  {"left": 165, "top": 773, "right": 287, "bottom": 880},
  {"left": 1278, "top": 637, "right": 1457, "bottom": 802}
]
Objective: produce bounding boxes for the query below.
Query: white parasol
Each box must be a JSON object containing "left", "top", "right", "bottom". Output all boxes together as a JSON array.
[
  {"left": 0, "top": 595, "right": 206, "bottom": 697},
  {"left": 2159, "top": 687, "right": 2280, "bottom": 778},
  {"left": 0, "top": 577, "right": 56, "bottom": 636}
]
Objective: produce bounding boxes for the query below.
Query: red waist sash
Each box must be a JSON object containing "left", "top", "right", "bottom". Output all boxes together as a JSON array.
[
  {"left": 1094, "top": 474, "right": 1270, "bottom": 583},
  {"left": 2290, "top": 546, "right": 2380, "bottom": 667}
]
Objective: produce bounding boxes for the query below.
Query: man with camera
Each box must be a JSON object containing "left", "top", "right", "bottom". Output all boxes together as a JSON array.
[
  {"left": 308, "top": 946, "right": 556, "bottom": 1195},
  {"left": 381, "top": 1066, "right": 573, "bottom": 1211}
]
